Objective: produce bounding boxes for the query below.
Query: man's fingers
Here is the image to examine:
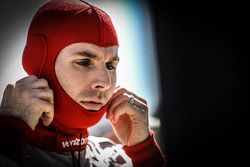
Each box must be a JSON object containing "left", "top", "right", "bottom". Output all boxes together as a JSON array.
[
  {"left": 34, "top": 88, "right": 54, "bottom": 104},
  {"left": 107, "top": 91, "right": 147, "bottom": 120},
  {"left": 1, "top": 76, "right": 54, "bottom": 130},
  {"left": 107, "top": 88, "right": 129, "bottom": 119},
  {"left": 15, "top": 75, "right": 38, "bottom": 86},
  {"left": 15, "top": 76, "right": 49, "bottom": 90},
  {"left": 110, "top": 88, "right": 125, "bottom": 101},
  {"left": 107, "top": 93, "right": 127, "bottom": 119},
  {"left": 41, "top": 111, "right": 54, "bottom": 126},
  {"left": 3, "top": 84, "right": 14, "bottom": 97},
  {"left": 36, "top": 99, "right": 54, "bottom": 126},
  {"left": 111, "top": 102, "right": 128, "bottom": 123},
  {"left": 0, "top": 84, "right": 14, "bottom": 113},
  {"left": 112, "top": 88, "right": 147, "bottom": 105},
  {"left": 108, "top": 93, "right": 131, "bottom": 118},
  {"left": 31, "top": 78, "right": 49, "bottom": 89}
]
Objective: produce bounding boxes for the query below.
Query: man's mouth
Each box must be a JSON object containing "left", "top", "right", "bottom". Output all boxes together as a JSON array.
[{"left": 79, "top": 101, "right": 103, "bottom": 111}]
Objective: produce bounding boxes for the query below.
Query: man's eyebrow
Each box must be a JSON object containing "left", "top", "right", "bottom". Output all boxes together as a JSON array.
[
  {"left": 76, "top": 51, "right": 97, "bottom": 59},
  {"left": 76, "top": 51, "right": 119, "bottom": 61}
]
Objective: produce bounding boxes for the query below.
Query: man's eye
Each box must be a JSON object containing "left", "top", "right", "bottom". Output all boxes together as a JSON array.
[
  {"left": 76, "top": 59, "right": 91, "bottom": 66},
  {"left": 106, "top": 62, "right": 116, "bottom": 70}
]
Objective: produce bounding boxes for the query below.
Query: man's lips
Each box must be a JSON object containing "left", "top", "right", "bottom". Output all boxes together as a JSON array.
[{"left": 79, "top": 101, "right": 103, "bottom": 111}]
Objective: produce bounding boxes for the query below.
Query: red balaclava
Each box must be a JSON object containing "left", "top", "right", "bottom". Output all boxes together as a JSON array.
[{"left": 22, "top": 0, "right": 118, "bottom": 151}]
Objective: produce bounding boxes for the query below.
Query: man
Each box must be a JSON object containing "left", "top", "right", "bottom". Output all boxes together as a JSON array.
[{"left": 0, "top": 0, "right": 166, "bottom": 166}]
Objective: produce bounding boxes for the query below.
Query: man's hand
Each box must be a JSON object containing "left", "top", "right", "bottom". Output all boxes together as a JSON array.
[
  {"left": 106, "top": 88, "right": 149, "bottom": 146},
  {"left": 0, "top": 75, "right": 54, "bottom": 130}
]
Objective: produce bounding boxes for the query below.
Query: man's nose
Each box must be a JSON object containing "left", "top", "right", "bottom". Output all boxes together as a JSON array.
[{"left": 91, "top": 67, "right": 112, "bottom": 91}]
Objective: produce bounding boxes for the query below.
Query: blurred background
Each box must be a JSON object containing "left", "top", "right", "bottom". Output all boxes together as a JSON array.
[
  {"left": 0, "top": 0, "right": 246, "bottom": 166},
  {"left": 149, "top": 1, "right": 246, "bottom": 166}
]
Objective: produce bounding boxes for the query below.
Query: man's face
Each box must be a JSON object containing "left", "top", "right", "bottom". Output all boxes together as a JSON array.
[{"left": 55, "top": 42, "right": 119, "bottom": 111}]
